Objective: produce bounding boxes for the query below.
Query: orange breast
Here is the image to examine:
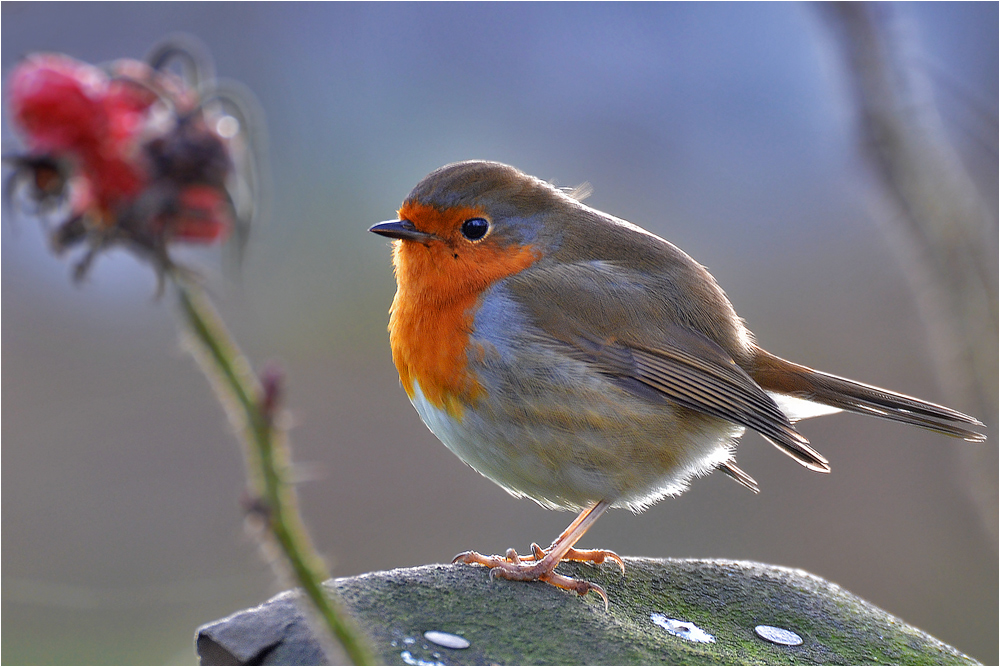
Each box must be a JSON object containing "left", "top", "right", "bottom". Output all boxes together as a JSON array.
[{"left": 388, "top": 202, "right": 540, "bottom": 420}]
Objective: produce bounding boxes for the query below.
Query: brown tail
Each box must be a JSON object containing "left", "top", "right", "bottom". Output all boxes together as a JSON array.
[{"left": 751, "top": 349, "right": 985, "bottom": 442}]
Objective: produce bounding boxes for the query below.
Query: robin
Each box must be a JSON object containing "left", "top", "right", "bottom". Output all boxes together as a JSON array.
[{"left": 370, "top": 160, "right": 985, "bottom": 606}]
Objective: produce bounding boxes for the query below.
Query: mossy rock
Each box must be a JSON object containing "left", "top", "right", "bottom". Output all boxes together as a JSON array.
[{"left": 196, "top": 557, "right": 977, "bottom": 665}]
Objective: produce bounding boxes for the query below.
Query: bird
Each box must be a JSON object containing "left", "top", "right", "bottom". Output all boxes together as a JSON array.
[{"left": 369, "top": 160, "right": 985, "bottom": 607}]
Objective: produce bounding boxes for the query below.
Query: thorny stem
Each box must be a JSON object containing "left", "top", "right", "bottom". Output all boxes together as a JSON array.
[{"left": 173, "top": 273, "right": 375, "bottom": 665}]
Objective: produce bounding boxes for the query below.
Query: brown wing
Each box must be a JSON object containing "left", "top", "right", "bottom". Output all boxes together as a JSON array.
[
  {"left": 505, "top": 260, "right": 830, "bottom": 472},
  {"left": 562, "top": 325, "right": 830, "bottom": 472}
]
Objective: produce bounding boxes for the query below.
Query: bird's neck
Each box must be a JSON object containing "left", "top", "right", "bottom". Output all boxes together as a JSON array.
[{"left": 387, "top": 238, "right": 539, "bottom": 419}]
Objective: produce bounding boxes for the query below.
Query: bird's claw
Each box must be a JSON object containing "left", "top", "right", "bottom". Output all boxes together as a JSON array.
[{"left": 452, "top": 544, "right": 622, "bottom": 610}]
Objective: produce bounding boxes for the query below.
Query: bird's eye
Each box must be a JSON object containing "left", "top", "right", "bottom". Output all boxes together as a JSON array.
[{"left": 460, "top": 217, "right": 489, "bottom": 241}]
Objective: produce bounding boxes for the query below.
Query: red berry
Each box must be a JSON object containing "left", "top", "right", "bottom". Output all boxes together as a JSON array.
[
  {"left": 168, "top": 185, "right": 233, "bottom": 242},
  {"left": 10, "top": 54, "right": 107, "bottom": 154}
]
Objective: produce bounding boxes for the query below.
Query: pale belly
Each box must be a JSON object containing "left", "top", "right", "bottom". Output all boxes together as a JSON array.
[{"left": 408, "top": 379, "right": 742, "bottom": 513}]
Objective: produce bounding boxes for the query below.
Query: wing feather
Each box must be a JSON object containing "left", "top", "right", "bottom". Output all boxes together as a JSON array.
[{"left": 505, "top": 263, "right": 832, "bottom": 472}]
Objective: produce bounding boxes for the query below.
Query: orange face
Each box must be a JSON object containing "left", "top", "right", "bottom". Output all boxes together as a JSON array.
[{"left": 387, "top": 201, "right": 541, "bottom": 419}]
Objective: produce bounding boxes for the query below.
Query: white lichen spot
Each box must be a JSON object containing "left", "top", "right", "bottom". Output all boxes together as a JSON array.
[
  {"left": 423, "top": 630, "right": 471, "bottom": 650},
  {"left": 650, "top": 613, "right": 716, "bottom": 643},
  {"left": 754, "top": 624, "right": 803, "bottom": 646},
  {"left": 400, "top": 650, "right": 444, "bottom": 666}
]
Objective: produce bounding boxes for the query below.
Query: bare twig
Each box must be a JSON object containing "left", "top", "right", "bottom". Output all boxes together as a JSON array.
[
  {"left": 818, "top": 2, "right": 997, "bottom": 539},
  {"left": 175, "top": 273, "right": 375, "bottom": 665}
]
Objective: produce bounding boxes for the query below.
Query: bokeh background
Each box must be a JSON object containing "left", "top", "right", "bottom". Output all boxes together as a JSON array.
[{"left": 2, "top": 2, "right": 996, "bottom": 664}]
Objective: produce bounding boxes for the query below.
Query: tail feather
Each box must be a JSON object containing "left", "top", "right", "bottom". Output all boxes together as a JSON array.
[
  {"left": 718, "top": 460, "right": 760, "bottom": 494},
  {"left": 751, "top": 350, "right": 985, "bottom": 443}
]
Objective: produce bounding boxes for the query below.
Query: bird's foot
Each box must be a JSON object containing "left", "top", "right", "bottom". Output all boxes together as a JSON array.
[
  {"left": 452, "top": 542, "right": 624, "bottom": 610},
  {"left": 526, "top": 544, "right": 626, "bottom": 574}
]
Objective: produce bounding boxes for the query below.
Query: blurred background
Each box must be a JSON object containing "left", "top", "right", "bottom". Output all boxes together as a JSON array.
[{"left": 2, "top": 2, "right": 996, "bottom": 664}]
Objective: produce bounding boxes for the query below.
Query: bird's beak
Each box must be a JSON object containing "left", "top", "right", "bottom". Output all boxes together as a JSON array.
[{"left": 369, "top": 219, "right": 437, "bottom": 243}]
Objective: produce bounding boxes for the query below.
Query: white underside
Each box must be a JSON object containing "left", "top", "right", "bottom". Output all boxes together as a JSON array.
[
  {"left": 408, "top": 381, "right": 741, "bottom": 513},
  {"left": 768, "top": 392, "right": 842, "bottom": 422}
]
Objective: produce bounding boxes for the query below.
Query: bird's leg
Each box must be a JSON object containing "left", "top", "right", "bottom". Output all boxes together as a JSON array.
[
  {"left": 518, "top": 502, "right": 625, "bottom": 571},
  {"left": 452, "top": 500, "right": 623, "bottom": 609}
]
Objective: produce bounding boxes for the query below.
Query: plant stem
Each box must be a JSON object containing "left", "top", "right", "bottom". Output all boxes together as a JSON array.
[{"left": 173, "top": 273, "right": 374, "bottom": 665}]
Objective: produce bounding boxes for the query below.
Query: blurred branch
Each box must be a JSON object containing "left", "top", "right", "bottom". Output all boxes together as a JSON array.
[
  {"left": 818, "top": 2, "right": 997, "bottom": 539},
  {"left": 175, "top": 273, "right": 375, "bottom": 665},
  {"left": 4, "top": 39, "right": 374, "bottom": 664}
]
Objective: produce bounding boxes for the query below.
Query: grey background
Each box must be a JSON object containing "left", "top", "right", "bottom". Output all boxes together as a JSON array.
[{"left": 2, "top": 2, "right": 996, "bottom": 664}]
